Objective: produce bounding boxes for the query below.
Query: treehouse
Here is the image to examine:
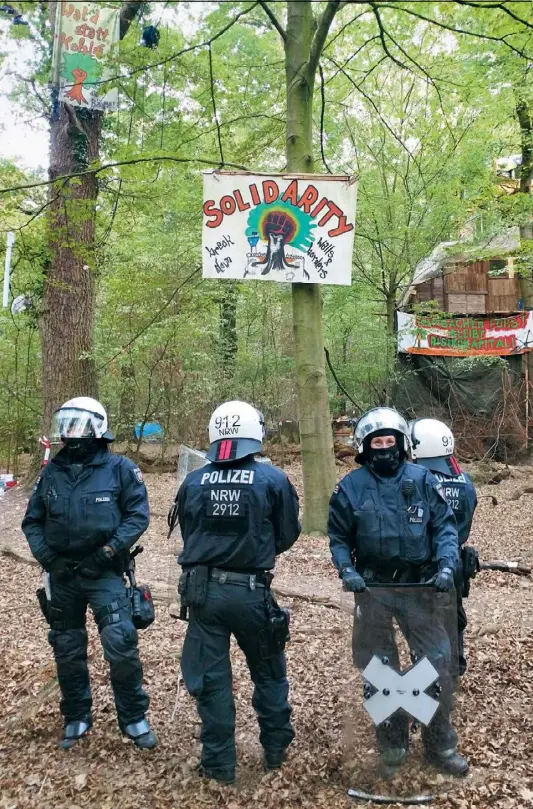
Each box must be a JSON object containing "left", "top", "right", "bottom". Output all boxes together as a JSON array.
[
  {"left": 395, "top": 228, "right": 531, "bottom": 462},
  {"left": 402, "top": 229, "right": 521, "bottom": 315}
]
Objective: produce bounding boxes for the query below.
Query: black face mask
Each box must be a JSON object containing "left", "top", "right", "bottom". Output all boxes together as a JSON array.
[
  {"left": 63, "top": 436, "right": 99, "bottom": 463},
  {"left": 368, "top": 446, "right": 401, "bottom": 477}
]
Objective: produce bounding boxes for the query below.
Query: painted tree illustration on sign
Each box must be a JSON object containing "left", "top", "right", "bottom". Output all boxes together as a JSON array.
[
  {"left": 246, "top": 200, "right": 316, "bottom": 275},
  {"left": 62, "top": 51, "right": 103, "bottom": 105}
]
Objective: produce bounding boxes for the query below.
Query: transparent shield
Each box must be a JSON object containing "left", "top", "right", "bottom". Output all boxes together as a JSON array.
[
  {"left": 177, "top": 444, "right": 208, "bottom": 484},
  {"left": 340, "top": 583, "right": 460, "bottom": 802},
  {"left": 167, "top": 446, "right": 209, "bottom": 595}
]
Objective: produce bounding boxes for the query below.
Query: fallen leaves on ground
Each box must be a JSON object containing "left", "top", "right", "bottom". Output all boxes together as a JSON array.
[{"left": 0, "top": 462, "right": 532, "bottom": 808}]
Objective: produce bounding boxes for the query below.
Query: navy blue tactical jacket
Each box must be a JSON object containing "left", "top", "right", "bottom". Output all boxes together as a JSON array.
[
  {"left": 177, "top": 456, "right": 300, "bottom": 571},
  {"left": 22, "top": 447, "right": 149, "bottom": 567},
  {"left": 328, "top": 460, "right": 458, "bottom": 575},
  {"left": 431, "top": 470, "right": 477, "bottom": 546}
]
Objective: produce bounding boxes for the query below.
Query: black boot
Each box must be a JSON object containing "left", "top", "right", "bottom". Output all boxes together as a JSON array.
[
  {"left": 199, "top": 765, "right": 236, "bottom": 784},
  {"left": 425, "top": 748, "right": 469, "bottom": 776},
  {"left": 263, "top": 747, "right": 288, "bottom": 771},
  {"left": 59, "top": 715, "right": 92, "bottom": 749},
  {"left": 379, "top": 747, "right": 407, "bottom": 779},
  {"left": 122, "top": 719, "right": 158, "bottom": 750}
]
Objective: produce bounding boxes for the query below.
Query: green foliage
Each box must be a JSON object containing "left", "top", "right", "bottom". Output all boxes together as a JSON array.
[{"left": 1, "top": 1, "right": 533, "bottom": 463}]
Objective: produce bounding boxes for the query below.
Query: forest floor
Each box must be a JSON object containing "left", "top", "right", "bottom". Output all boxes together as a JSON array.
[{"left": 1, "top": 460, "right": 533, "bottom": 809}]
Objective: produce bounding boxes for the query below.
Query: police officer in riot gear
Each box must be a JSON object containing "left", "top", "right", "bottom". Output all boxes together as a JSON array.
[
  {"left": 22, "top": 397, "right": 156, "bottom": 750},
  {"left": 411, "top": 418, "right": 478, "bottom": 675},
  {"left": 328, "top": 407, "right": 468, "bottom": 776},
  {"left": 169, "top": 400, "right": 300, "bottom": 784}
]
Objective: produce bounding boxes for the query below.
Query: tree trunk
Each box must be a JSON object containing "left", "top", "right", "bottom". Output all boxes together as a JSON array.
[
  {"left": 39, "top": 1, "right": 143, "bottom": 439},
  {"left": 384, "top": 292, "right": 396, "bottom": 405},
  {"left": 219, "top": 282, "right": 238, "bottom": 383},
  {"left": 285, "top": 1, "right": 337, "bottom": 533},
  {"left": 515, "top": 97, "right": 533, "bottom": 450},
  {"left": 516, "top": 97, "right": 533, "bottom": 302},
  {"left": 41, "top": 105, "right": 101, "bottom": 432}
]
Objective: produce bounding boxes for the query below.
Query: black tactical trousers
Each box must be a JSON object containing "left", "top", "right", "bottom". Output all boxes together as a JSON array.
[
  {"left": 352, "top": 589, "right": 457, "bottom": 754},
  {"left": 48, "top": 570, "right": 149, "bottom": 726},
  {"left": 181, "top": 580, "right": 294, "bottom": 777},
  {"left": 457, "top": 593, "right": 467, "bottom": 676}
]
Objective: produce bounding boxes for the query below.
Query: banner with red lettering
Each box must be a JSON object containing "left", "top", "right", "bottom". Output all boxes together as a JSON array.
[
  {"left": 52, "top": 2, "right": 120, "bottom": 111},
  {"left": 398, "top": 311, "right": 533, "bottom": 356},
  {"left": 202, "top": 171, "right": 357, "bottom": 285}
]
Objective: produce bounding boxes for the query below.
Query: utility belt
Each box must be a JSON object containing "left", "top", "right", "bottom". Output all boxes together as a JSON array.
[
  {"left": 36, "top": 545, "right": 155, "bottom": 631},
  {"left": 177, "top": 565, "right": 290, "bottom": 658},
  {"left": 359, "top": 562, "right": 434, "bottom": 585}
]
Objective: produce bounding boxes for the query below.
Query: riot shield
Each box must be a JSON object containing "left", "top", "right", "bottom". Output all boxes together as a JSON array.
[
  {"left": 341, "top": 583, "right": 461, "bottom": 803},
  {"left": 167, "top": 445, "right": 208, "bottom": 594},
  {"left": 176, "top": 444, "right": 208, "bottom": 484}
]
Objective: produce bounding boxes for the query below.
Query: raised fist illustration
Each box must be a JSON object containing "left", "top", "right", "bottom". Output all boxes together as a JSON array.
[{"left": 264, "top": 211, "right": 295, "bottom": 244}]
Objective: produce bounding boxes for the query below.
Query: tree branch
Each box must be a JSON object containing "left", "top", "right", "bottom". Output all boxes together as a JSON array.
[
  {"left": 208, "top": 44, "right": 224, "bottom": 167},
  {"left": 371, "top": 3, "right": 410, "bottom": 72},
  {"left": 257, "top": 0, "right": 286, "bottom": 41},
  {"left": 99, "top": 2, "right": 261, "bottom": 85},
  {"left": 378, "top": 4, "right": 532, "bottom": 60},
  {"left": 455, "top": 0, "right": 533, "bottom": 32},
  {"left": 323, "top": 8, "right": 373, "bottom": 52},
  {"left": 0, "top": 156, "right": 250, "bottom": 195},
  {"left": 309, "top": 0, "right": 342, "bottom": 78},
  {"left": 319, "top": 64, "right": 333, "bottom": 174},
  {"left": 119, "top": 0, "right": 143, "bottom": 40}
]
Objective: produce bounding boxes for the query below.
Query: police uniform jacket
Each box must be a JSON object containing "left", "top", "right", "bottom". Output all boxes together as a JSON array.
[
  {"left": 431, "top": 469, "right": 477, "bottom": 545},
  {"left": 177, "top": 457, "right": 300, "bottom": 571},
  {"left": 22, "top": 447, "right": 149, "bottom": 567},
  {"left": 328, "top": 460, "right": 458, "bottom": 575}
]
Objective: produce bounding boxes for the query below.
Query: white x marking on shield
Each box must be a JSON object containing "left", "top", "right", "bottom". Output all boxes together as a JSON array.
[{"left": 362, "top": 655, "right": 440, "bottom": 726}]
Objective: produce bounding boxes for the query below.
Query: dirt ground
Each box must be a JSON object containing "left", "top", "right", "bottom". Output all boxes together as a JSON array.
[{"left": 1, "top": 461, "right": 533, "bottom": 808}]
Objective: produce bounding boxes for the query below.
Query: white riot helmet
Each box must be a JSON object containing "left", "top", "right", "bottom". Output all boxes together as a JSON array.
[
  {"left": 206, "top": 400, "right": 265, "bottom": 463},
  {"left": 51, "top": 396, "right": 114, "bottom": 443},
  {"left": 354, "top": 407, "right": 410, "bottom": 463},
  {"left": 410, "top": 418, "right": 460, "bottom": 475}
]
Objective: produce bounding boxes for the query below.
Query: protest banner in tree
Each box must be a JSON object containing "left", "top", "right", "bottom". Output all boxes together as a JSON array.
[{"left": 203, "top": 172, "right": 357, "bottom": 286}]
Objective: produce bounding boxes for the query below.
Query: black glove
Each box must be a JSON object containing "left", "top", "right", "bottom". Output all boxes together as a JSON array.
[
  {"left": 76, "top": 547, "right": 114, "bottom": 579},
  {"left": 48, "top": 557, "right": 75, "bottom": 581},
  {"left": 341, "top": 566, "right": 366, "bottom": 593},
  {"left": 433, "top": 567, "right": 454, "bottom": 592}
]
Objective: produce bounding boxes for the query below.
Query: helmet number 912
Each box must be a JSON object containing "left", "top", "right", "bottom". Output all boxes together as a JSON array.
[{"left": 215, "top": 414, "right": 241, "bottom": 430}]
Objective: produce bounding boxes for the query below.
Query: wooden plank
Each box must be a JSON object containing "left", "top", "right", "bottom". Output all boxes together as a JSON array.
[
  {"left": 466, "top": 261, "right": 488, "bottom": 292},
  {"left": 444, "top": 266, "right": 466, "bottom": 293},
  {"left": 432, "top": 276, "right": 445, "bottom": 307},
  {"left": 446, "top": 292, "right": 467, "bottom": 312},
  {"left": 465, "top": 293, "right": 486, "bottom": 313},
  {"left": 487, "top": 277, "right": 520, "bottom": 313}
]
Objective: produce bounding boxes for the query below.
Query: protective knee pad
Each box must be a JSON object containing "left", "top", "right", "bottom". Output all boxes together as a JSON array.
[
  {"left": 100, "top": 619, "right": 139, "bottom": 665},
  {"left": 48, "top": 628, "right": 88, "bottom": 661}
]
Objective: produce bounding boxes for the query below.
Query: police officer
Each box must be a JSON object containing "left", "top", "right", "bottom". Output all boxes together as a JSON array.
[
  {"left": 169, "top": 400, "right": 300, "bottom": 784},
  {"left": 328, "top": 407, "right": 468, "bottom": 777},
  {"left": 22, "top": 397, "right": 156, "bottom": 750},
  {"left": 410, "top": 418, "right": 477, "bottom": 675}
]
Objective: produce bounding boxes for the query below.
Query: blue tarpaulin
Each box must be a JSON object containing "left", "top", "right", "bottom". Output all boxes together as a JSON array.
[{"left": 134, "top": 422, "right": 164, "bottom": 441}]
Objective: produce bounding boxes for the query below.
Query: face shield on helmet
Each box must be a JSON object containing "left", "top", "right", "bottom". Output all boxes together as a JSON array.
[
  {"left": 354, "top": 407, "right": 410, "bottom": 467},
  {"left": 207, "top": 400, "right": 264, "bottom": 463},
  {"left": 51, "top": 408, "right": 105, "bottom": 445},
  {"left": 50, "top": 396, "right": 111, "bottom": 445},
  {"left": 410, "top": 418, "right": 459, "bottom": 475}
]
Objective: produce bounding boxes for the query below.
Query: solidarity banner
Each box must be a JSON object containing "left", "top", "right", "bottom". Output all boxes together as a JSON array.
[
  {"left": 202, "top": 172, "right": 357, "bottom": 285},
  {"left": 52, "top": 2, "right": 120, "bottom": 111},
  {"left": 398, "top": 311, "right": 533, "bottom": 356}
]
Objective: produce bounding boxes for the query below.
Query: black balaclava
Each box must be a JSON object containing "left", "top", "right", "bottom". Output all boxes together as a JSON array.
[
  {"left": 63, "top": 435, "right": 102, "bottom": 464},
  {"left": 365, "top": 429, "right": 406, "bottom": 477}
]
